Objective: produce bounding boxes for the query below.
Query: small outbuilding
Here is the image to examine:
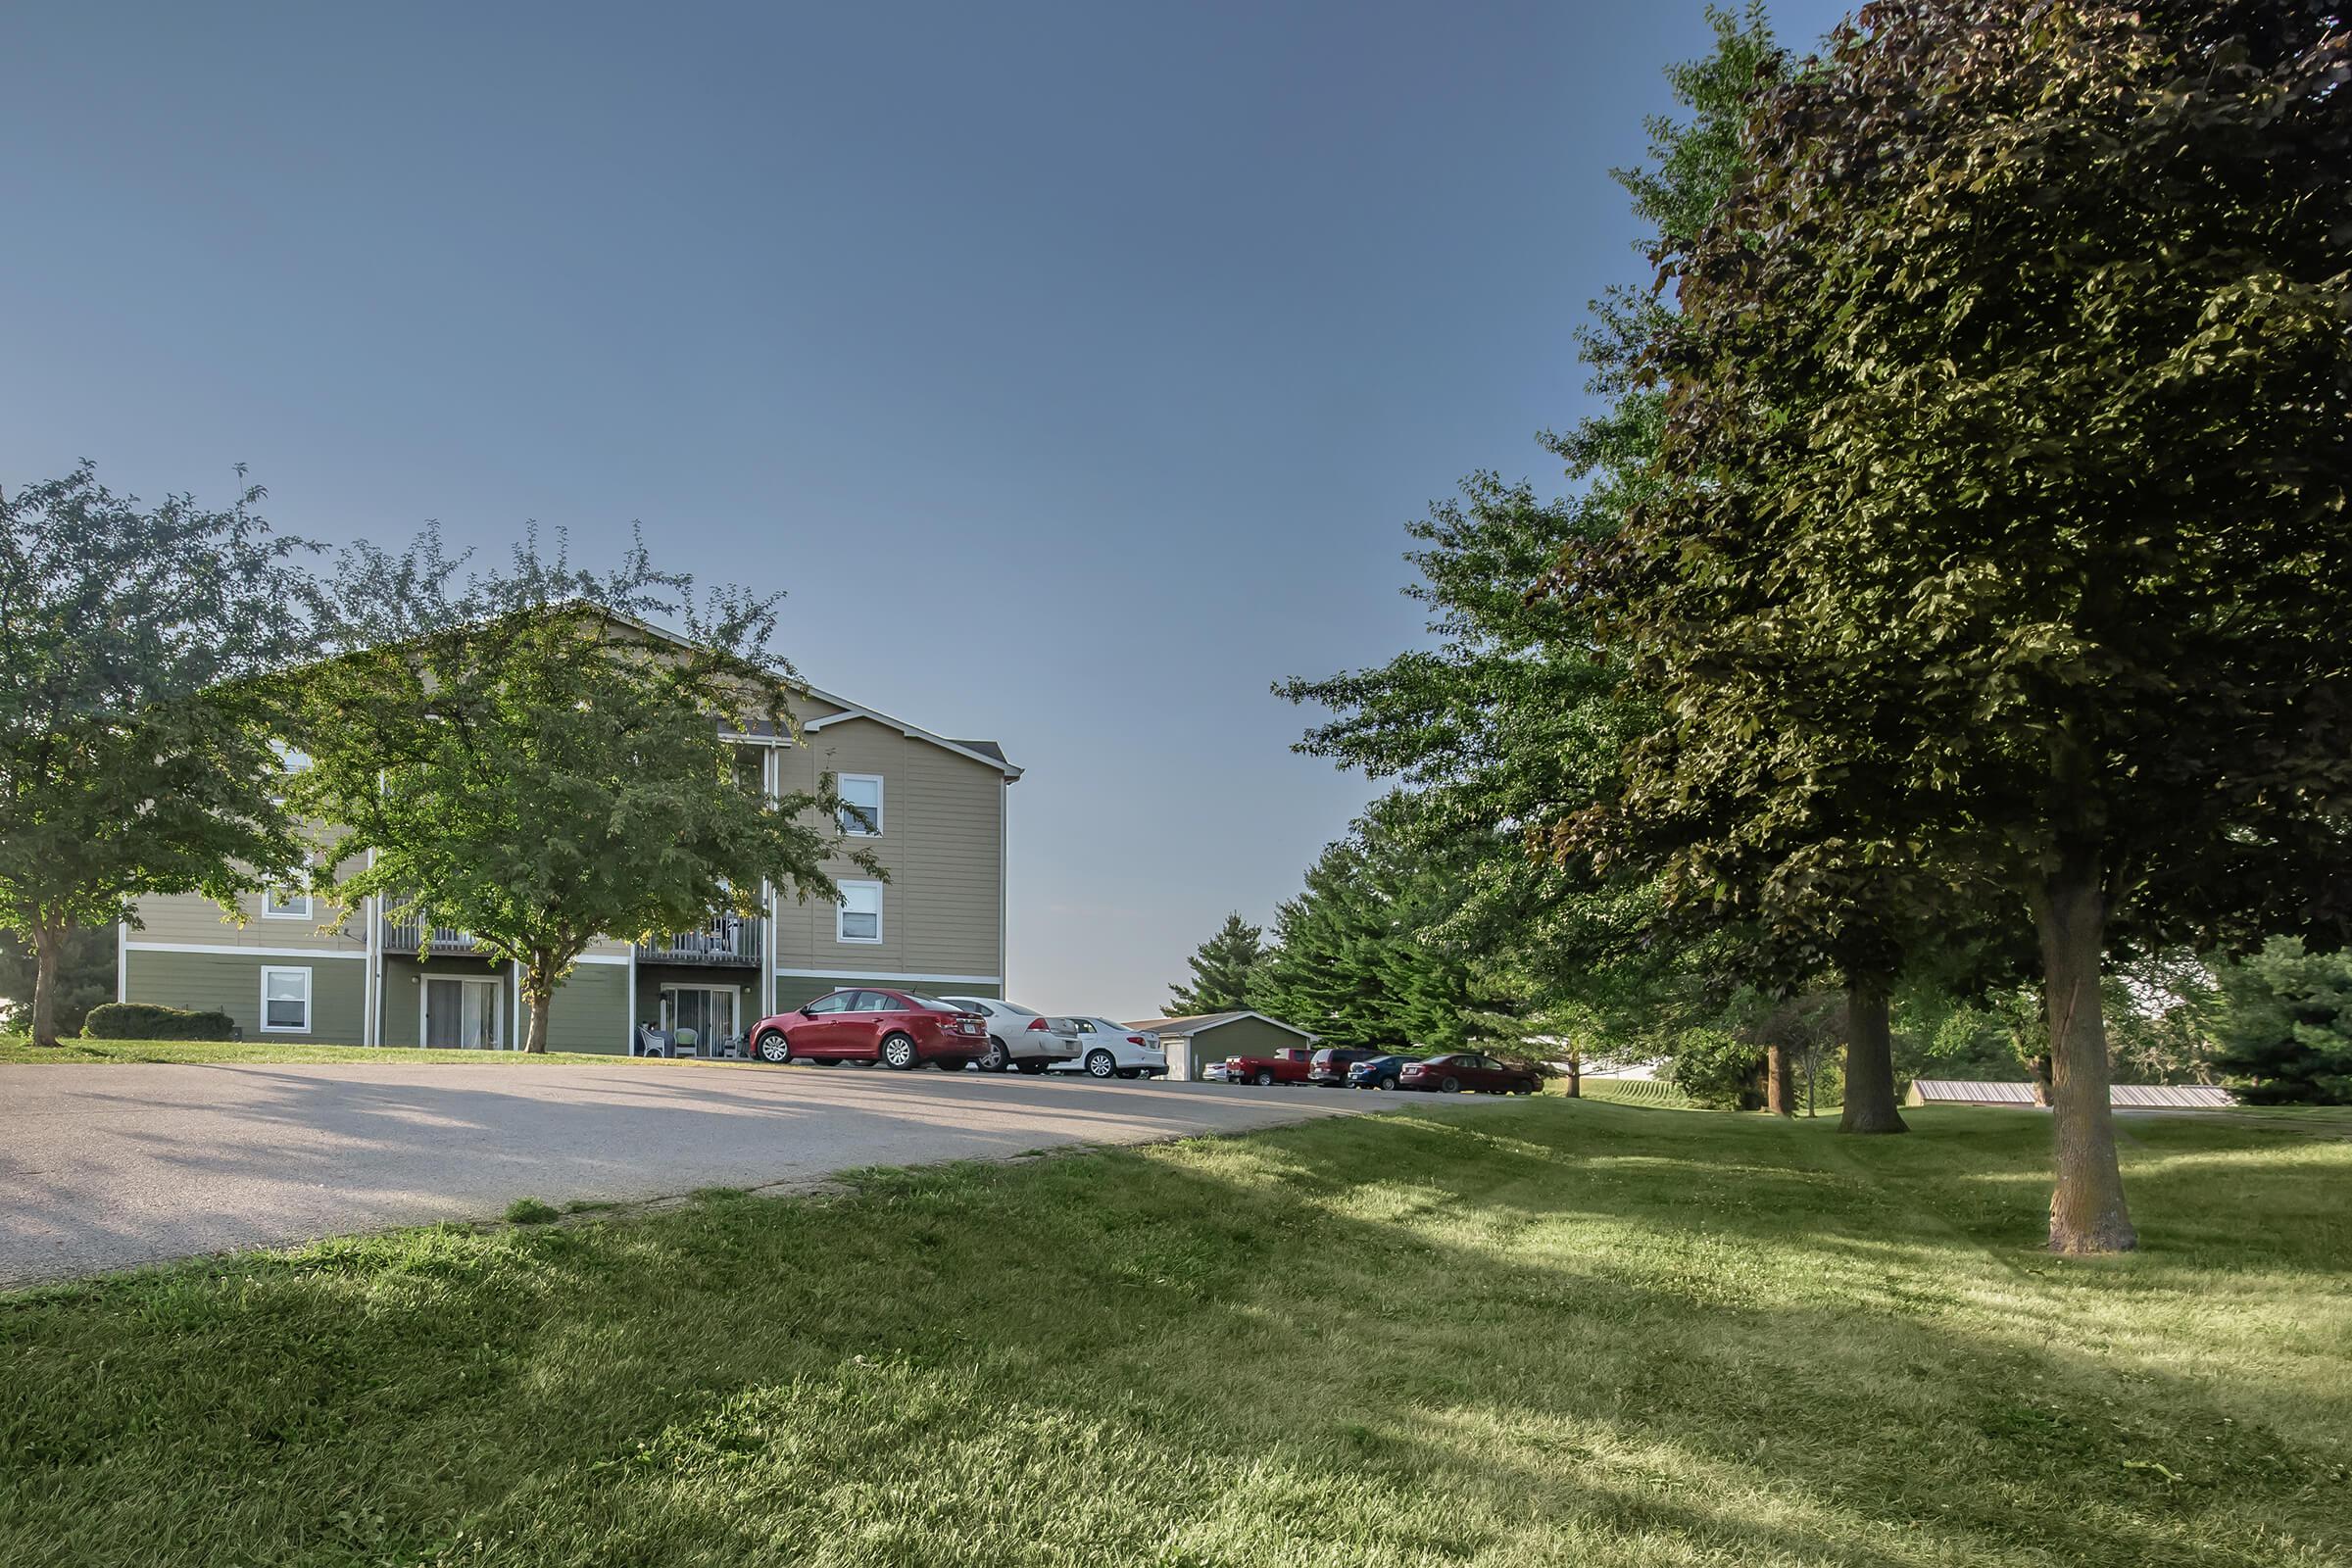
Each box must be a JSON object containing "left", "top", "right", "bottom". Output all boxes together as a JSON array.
[
  {"left": 1129, "top": 1010, "right": 1318, "bottom": 1082},
  {"left": 1906, "top": 1079, "right": 2233, "bottom": 1110}
]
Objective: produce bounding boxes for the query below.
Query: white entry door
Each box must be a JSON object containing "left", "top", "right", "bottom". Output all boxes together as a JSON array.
[{"left": 423, "top": 976, "right": 505, "bottom": 1049}]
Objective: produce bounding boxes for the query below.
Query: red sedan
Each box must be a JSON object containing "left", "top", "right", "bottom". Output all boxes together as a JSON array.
[
  {"left": 1396, "top": 1052, "right": 1541, "bottom": 1095},
  {"left": 751, "top": 989, "right": 989, "bottom": 1070}
]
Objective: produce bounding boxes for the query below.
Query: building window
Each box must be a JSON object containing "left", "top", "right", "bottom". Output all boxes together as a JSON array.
[
  {"left": 260, "top": 966, "right": 313, "bottom": 1033},
  {"left": 837, "top": 881, "right": 883, "bottom": 944},
  {"left": 836, "top": 774, "right": 883, "bottom": 837},
  {"left": 262, "top": 884, "right": 313, "bottom": 920}
]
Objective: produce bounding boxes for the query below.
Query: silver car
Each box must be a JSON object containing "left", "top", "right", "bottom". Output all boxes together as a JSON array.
[{"left": 935, "top": 996, "right": 1080, "bottom": 1073}]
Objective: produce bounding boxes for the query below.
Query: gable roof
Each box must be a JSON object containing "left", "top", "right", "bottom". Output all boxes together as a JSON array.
[
  {"left": 1126, "top": 1009, "right": 1318, "bottom": 1042},
  {"left": 593, "top": 605, "right": 1020, "bottom": 780}
]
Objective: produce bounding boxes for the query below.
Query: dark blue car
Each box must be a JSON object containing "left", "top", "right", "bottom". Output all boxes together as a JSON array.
[{"left": 1347, "top": 1053, "right": 1420, "bottom": 1091}]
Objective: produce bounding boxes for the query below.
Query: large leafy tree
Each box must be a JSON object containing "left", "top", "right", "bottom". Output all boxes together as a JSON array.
[
  {"left": 0, "top": 465, "right": 312, "bottom": 1049},
  {"left": 1165, "top": 912, "right": 1266, "bottom": 1016},
  {"left": 282, "top": 527, "right": 863, "bottom": 1054},
  {"left": 1592, "top": 1, "right": 2352, "bottom": 1250}
]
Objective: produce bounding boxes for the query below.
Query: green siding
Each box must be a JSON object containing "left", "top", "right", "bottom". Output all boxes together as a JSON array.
[
  {"left": 123, "top": 950, "right": 368, "bottom": 1044},
  {"left": 1169, "top": 1016, "right": 1315, "bottom": 1078},
  {"left": 380, "top": 955, "right": 512, "bottom": 1048},
  {"left": 543, "top": 962, "right": 629, "bottom": 1054}
]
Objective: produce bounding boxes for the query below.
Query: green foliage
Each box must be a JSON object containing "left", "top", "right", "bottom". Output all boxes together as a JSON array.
[
  {"left": 0, "top": 464, "right": 312, "bottom": 1044},
  {"left": 1279, "top": 9, "right": 1788, "bottom": 1065},
  {"left": 82, "top": 1002, "right": 240, "bottom": 1041},
  {"left": 281, "top": 526, "right": 863, "bottom": 1052},
  {"left": 0, "top": 927, "right": 114, "bottom": 1037},
  {"left": 2213, "top": 938, "right": 2352, "bottom": 1104},
  {"left": 1247, "top": 829, "right": 1479, "bottom": 1051},
  {"left": 1165, "top": 912, "right": 1265, "bottom": 1016},
  {"left": 1662, "top": 1025, "right": 1763, "bottom": 1111}
]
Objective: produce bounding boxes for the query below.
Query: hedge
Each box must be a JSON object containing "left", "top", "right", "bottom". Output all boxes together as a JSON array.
[{"left": 82, "top": 1003, "right": 241, "bottom": 1041}]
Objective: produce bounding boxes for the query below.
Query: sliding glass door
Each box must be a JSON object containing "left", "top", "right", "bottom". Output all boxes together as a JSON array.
[{"left": 423, "top": 976, "right": 505, "bottom": 1050}]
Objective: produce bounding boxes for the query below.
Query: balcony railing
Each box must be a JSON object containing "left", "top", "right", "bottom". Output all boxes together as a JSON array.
[
  {"left": 380, "top": 918, "right": 484, "bottom": 956},
  {"left": 636, "top": 914, "right": 762, "bottom": 966}
]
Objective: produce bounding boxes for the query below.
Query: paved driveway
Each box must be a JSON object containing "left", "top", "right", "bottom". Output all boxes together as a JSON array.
[{"left": 0, "top": 1060, "right": 1459, "bottom": 1287}]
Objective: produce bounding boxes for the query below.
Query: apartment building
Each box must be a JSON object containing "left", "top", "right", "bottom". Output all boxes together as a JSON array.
[{"left": 119, "top": 676, "right": 1020, "bottom": 1051}]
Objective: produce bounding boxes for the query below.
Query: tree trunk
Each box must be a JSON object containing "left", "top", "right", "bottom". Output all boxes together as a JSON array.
[
  {"left": 2035, "top": 850, "right": 2135, "bottom": 1254},
  {"left": 1564, "top": 1052, "right": 1581, "bottom": 1099},
  {"left": 521, "top": 956, "right": 554, "bottom": 1054},
  {"left": 1765, "top": 1042, "right": 1795, "bottom": 1117},
  {"left": 29, "top": 923, "right": 63, "bottom": 1049},
  {"left": 2026, "top": 1053, "right": 2053, "bottom": 1108},
  {"left": 1839, "top": 974, "right": 1907, "bottom": 1134}
]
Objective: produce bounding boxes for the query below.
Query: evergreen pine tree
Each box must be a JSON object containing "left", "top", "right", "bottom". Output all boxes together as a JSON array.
[{"left": 1164, "top": 912, "right": 1265, "bottom": 1016}]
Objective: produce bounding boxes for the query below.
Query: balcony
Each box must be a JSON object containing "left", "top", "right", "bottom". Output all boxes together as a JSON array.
[
  {"left": 636, "top": 914, "right": 762, "bottom": 967},
  {"left": 380, "top": 918, "right": 485, "bottom": 956}
]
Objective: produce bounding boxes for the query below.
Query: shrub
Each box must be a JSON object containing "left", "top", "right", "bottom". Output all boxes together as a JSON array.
[{"left": 82, "top": 1002, "right": 240, "bottom": 1041}]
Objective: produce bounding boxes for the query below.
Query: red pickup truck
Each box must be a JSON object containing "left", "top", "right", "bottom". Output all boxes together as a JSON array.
[{"left": 1223, "top": 1046, "right": 1317, "bottom": 1086}]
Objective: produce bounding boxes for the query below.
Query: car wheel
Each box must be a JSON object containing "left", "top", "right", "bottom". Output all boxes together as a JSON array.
[
  {"left": 1441, "top": 1075, "right": 1461, "bottom": 1093},
  {"left": 979, "top": 1037, "right": 1010, "bottom": 1072},
  {"left": 1085, "top": 1049, "right": 1116, "bottom": 1079},
  {"left": 1379, "top": 1075, "right": 1398, "bottom": 1091},
  {"left": 881, "top": 1033, "right": 919, "bottom": 1071},
  {"left": 1253, "top": 1069, "right": 1274, "bottom": 1086},
  {"left": 755, "top": 1030, "right": 792, "bottom": 1065}
]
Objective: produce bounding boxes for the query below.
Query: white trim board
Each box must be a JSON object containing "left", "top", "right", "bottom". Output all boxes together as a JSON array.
[
  {"left": 774, "top": 966, "right": 1003, "bottom": 985},
  {"left": 125, "top": 941, "right": 367, "bottom": 960}
]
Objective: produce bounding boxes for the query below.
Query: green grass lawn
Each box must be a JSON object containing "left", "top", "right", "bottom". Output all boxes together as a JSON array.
[
  {"left": 2, "top": 1102, "right": 2345, "bottom": 1567},
  {"left": 0, "top": 1035, "right": 628, "bottom": 1066}
]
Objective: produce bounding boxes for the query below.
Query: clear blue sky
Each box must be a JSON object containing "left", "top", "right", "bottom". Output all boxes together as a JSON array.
[{"left": 1, "top": 1, "right": 1849, "bottom": 1019}]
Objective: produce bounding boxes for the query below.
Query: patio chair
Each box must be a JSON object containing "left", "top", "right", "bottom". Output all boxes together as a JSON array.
[{"left": 634, "top": 1025, "right": 670, "bottom": 1057}]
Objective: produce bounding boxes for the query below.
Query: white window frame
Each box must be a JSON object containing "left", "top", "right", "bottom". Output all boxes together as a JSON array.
[
  {"left": 259, "top": 966, "right": 314, "bottom": 1033},
  {"left": 261, "top": 885, "right": 313, "bottom": 920},
  {"left": 836, "top": 880, "right": 884, "bottom": 945},
  {"left": 836, "top": 773, "right": 884, "bottom": 837}
]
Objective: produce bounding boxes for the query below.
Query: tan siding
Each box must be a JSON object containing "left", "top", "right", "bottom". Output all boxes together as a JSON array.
[
  {"left": 128, "top": 890, "right": 368, "bottom": 955},
  {"left": 768, "top": 716, "right": 1004, "bottom": 980}
]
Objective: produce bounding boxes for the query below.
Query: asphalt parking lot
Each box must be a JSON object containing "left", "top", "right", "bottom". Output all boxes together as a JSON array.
[{"left": 0, "top": 1058, "right": 1497, "bottom": 1287}]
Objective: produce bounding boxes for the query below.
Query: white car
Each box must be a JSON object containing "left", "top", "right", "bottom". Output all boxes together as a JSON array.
[
  {"left": 935, "top": 996, "right": 1077, "bottom": 1073},
  {"left": 1047, "top": 1017, "right": 1167, "bottom": 1081}
]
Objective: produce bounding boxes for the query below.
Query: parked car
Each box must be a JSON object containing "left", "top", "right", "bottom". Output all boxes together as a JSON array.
[
  {"left": 1223, "top": 1046, "right": 1318, "bottom": 1086},
  {"left": 1396, "top": 1052, "right": 1541, "bottom": 1095},
  {"left": 1047, "top": 1017, "right": 1168, "bottom": 1080},
  {"left": 1201, "top": 1059, "right": 1237, "bottom": 1084},
  {"left": 751, "top": 989, "right": 989, "bottom": 1070},
  {"left": 936, "top": 995, "right": 1080, "bottom": 1073},
  {"left": 1347, "top": 1053, "right": 1422, "bottom": 1091},
  {"left": 1307, "top": 1047, "right": 1380, "bottom": 1087}
]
